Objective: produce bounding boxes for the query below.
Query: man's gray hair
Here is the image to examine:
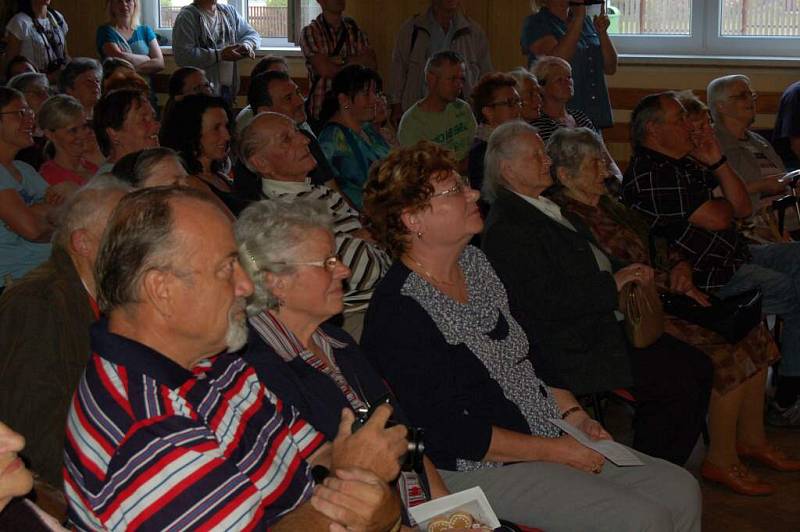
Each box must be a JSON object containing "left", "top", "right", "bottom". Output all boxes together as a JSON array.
[
  {"left": 484, "top": 120, "right": 539, "bottom": 203},
  {"left": 546, "top": 127, "right": 605, "bottom": 183},
  {"left": 94, "top": 186, "right": 216, "bottom": 314},
  {"left": 425, "top": 50, "right": 466, "bottom": 76},
  {"left": 7, "top": 72, "right": 48, "bottom": 93},
  {"left": 53, "top": 174, "right": 133, "bottom": 250},
  {"left": 707, "top": 74, "right": 751, "bottom": 123},
  {"left": 629, "top": 91, "right": 676, "bottom": 148},
  {"left": 235, "top": 199, "right": 333, "bottom": 315},
  {"left": 238, "top": 112, "right": 282, "bottom": 173}
]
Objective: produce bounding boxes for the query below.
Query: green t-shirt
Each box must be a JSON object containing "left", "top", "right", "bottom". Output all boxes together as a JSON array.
[{"left": 397, "top": 99, "right": 477, "bottom": 160}]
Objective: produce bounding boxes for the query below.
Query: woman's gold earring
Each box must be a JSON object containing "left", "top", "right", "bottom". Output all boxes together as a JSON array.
[{"left": 416, "top": 231, "right": 423, "bottom": 239}]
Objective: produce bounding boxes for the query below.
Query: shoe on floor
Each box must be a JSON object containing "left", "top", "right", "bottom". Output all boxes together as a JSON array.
[
  {"left": 766, "top": 398, "right": 800, "bottom": 428},
  {"left": 700, "top": 461, "right": 775, "bottom": 496},
  {"left": 737, "top": 443, "right": 800, "bottom": 472}
]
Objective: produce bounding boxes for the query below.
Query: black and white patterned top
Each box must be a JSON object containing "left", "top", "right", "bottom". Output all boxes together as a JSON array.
[{"left": 401, "top": 246, "right": 561, "bottom": 471}]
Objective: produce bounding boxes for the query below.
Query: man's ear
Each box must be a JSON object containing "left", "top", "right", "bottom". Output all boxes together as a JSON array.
[
  {"left": 141, "top": 269, "right": 174, "bottom": 318},
  {"left": 69, "top": 228, "right": 93, "bottom": 259}
]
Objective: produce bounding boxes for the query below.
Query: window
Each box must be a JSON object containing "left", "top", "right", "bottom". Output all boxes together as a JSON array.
[
  {"left": 606, "top": 0, "right": 800, "bottom": 57},
  {"left": 142, "top": 0, "right": 321, "bottom": 49}
]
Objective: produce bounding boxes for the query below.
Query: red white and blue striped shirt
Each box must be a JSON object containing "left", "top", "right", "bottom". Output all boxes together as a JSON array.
[{"left": 64, "top": 320, "right": 325, "bottom": 531}]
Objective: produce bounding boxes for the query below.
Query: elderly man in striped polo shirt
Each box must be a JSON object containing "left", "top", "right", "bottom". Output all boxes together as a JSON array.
[
  {"left": 239, "top": 112, "right": 391, "bottom": 340},
  {"left": 64, "top": 186, "right": 406, "bottom": 531}
]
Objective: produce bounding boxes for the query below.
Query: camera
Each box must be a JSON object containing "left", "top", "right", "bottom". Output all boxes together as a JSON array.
[
  {"left": 570, "top": 0, "right": 606, "bottom": 5},
  {"left": 351, "top": 395, "right": 426, "bottom": 473}
]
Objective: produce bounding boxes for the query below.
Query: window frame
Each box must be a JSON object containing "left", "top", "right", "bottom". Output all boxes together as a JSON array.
[
  {"left": 609, "top": 0, "right": 800, "bottom": 58},
  {"left": 140, "top": 0, "right": 301, "bottom": 50}
]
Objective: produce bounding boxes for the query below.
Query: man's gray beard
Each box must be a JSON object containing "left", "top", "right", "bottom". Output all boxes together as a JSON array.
[{"left": 225, "top": 299, "right": 248, "bottom": 353}]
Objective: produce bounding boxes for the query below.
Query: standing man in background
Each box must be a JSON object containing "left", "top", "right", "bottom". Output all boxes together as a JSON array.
[
  {"left": 300, "top": 0, "right": 377, "bottom": 126},
  {"left": 172, "top": 0, "right": 259, "bottom": 104},
  {"left": 388, "top": 0, "right": 492, "bottom": 125}
]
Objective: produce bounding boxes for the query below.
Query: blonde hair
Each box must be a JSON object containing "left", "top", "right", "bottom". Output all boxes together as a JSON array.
[
  {"left": 106, "top": 0, "right": 141, "bottom": 28},
  {"left": 531, "top": 56, "right": 571, "bottom": 85}
]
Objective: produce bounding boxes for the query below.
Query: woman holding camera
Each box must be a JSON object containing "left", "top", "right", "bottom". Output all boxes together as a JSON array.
[
  {"left": 521, "top": 0, "right": 616, "bottom": 130},
  {"left": 360, "top": 141, "right": 701, "bottom": 532},
  {"left": 2, "top": 0, "right": 69, "bottom": 82},
  {"left": 235, "top": 199, "right": 450, "bottom": 508}
]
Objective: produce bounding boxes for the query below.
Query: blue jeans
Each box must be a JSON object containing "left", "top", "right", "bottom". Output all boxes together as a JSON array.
[{"left": 717, "top": 242, "right": 800, "bottom": 376}]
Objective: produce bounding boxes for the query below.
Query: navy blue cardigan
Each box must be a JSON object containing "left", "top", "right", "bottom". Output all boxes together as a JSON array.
[
  {"left": 242, "top": 321, "right": 403, "bottom": 441},
  {"left": 361, "top": 261, "right": 532, "bottom": 471}
]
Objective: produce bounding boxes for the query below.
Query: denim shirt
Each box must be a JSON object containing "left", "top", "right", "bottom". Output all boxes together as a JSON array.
[{"left": 521, "top": 8, "right": 613, "bottom": 129}]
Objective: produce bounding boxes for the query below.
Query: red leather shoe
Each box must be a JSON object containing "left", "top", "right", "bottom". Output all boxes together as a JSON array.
[
  {"left": 701, "top": 461, "right": 775, "bottom": 496},
  {"left": 737, "top": 443, "right": 800, "bottom": 472}
]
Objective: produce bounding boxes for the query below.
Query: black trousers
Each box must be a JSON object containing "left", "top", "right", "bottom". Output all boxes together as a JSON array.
[{"left": 627, "top": 332, "right": 713, "bottom": 465}]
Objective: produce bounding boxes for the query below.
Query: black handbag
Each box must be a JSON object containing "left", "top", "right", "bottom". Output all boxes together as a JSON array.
[{"left": 660, "top": 289, "right": 763, "bottom": 344}]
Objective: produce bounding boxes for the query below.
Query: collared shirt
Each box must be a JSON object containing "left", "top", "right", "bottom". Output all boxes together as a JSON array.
[
  {"left": 300, "top": 14, "right": 371, "bottom": 119},
  {"left": 622, "top": 147, "right": 750, "bottom": 291},
  {"left": 249, "top": 311, "right": 365, "bottom": 411},
  {"left": 261, "top": 178, "right": 391, "bottom": 313},
  {"left": 64, "top": 320, "right": 324, "bottom": 530}
]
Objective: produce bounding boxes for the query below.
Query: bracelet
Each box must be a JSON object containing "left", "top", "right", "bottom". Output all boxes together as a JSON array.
[
  {"left": 707, "top": 155, "right": 728, "bottom": 171},
  {"left": 561, "top": 406, "right": 583, "bottom": 420}
]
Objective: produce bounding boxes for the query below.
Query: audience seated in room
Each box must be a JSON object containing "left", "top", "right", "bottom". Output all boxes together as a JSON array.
[
  {"left": 239, "top": 112, "right": 390, "bottom": 339},
  {"left": 0, "top": 176, "right": 130, "bottom": 486},
  {"left": 317, "top": 65, "right": 391, "bottom": 210},
  {"left": 58, "top": 58, "right": 101, "bottom": 119},
  {"left": 388, "top": 0, "right": 492, "bottom": 125},
  {"left": 235, "top": 198, "right": 449, "bottom": 508},
  {"left": 467, "top": 72, "right": 522, "bottom": 193},
  {"left": 0, "top": 421, "right": 67, "bottom": 531},
  {"left": 0, "top": 87, "right": 63, "bottom": 292},
  {"left": 171, "top": 0, "right": 258, "bottom": 103},
  {"left": 110, "top": 146, "right": 190, "bottom": 188},
  {"left": 521, "top": 0, "right": 616, "bottom": 130},
  {"left": 233, "top": 70, "right": 336, "bottom": 200},
  {"left": 234, "top": 55, "right": 289, "bottom": 134},
  {"left": 92, "top": 88, "right": 159, "bottom": 175},
  {"left": 7, "top": 72, "right": 51, "bottom": 169},
  {"left": 621, "top": 91, "right": 800, "bottom": 429},
  {"left": 64, "top": 185, "right": 406, "bottom": 530},
  {"left": 299, "top": 0, "right": 377, "bottom": 124},
  {"left": 397, "top": 50, "right": 477, "bottom": 166},
  {"left": 548, "top": 126, "right": 800, "bottom": 495},
  {"left": 3, "top": 55, "right": 37, "bottom": 83},
  {"left": 159, "top": 93, "right": 246, "bottom": 216},
  {"left": 508, "top": 67, "right": 543, "bottom": 125},
  {"left": 481, "top": 121, "right": 712, "bottom": 466},
  {"left": 161, "top": 66, "right": 212, "bottom": 121},
  {"left": 38, "top": 95, "right": 98, "bottom": 186},
  {"left": 531, "top": 56, "right": 621, "bottom": 182},
  {"left": 361, "top": 141, "right": 702, "bottom": 531}
]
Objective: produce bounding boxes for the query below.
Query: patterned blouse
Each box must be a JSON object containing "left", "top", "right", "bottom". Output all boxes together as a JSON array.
[{"left": 402, "top": 246, "right": 561, "bottom": 471}]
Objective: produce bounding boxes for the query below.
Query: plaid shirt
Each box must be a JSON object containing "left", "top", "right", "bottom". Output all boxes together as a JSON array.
[
  {"left": 621, "top": 147, "right": 750, "bottom": 291},
  {"left": 300, "top": 14, "right": 371, "bottom": 120}
]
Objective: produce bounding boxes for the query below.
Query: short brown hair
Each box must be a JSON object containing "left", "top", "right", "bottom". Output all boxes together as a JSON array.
[
  {"left": 363, "top": 141, "right": 457, "bottom": 259},
  {"left": 470, "top": 72, "right": 517, "bottom": 124}
]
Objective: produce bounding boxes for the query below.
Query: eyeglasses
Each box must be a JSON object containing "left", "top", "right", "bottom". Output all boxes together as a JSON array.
[
  {"left": 487, "top": 98, "right": 523, "bottom": 108},
  {"left": 274, "top": 255, "right": 341, "bottom": 272},
  {"left": 729, "top": 91, "right": 758, "bottom": 101},
  {"left": 0, "top": 107, "right": 34, "bottom": 119},
  {"left": 431, "top": 175, "right": 471, "bottom": 199}
]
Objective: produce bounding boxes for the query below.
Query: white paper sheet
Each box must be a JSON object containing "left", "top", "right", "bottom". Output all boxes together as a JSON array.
[{"left": 549, "top": 418, "right": 645, "bottom": 467}]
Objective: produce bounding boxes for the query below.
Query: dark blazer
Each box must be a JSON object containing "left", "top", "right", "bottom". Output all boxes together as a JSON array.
[
  {"left": 482, "top": 187, "right": 633, "bottom": 395},
  {"left": 233, "top": 129, "right": 335, "bottom": 203},
  {"left": 242, "top": 322, "right": 402, "bottom": 440}
]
